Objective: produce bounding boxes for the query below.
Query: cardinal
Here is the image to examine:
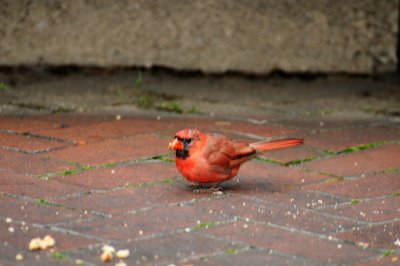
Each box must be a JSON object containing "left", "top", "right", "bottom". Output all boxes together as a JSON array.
[{"left": 169, "top": 128, "right": 303, "bottom": 191}]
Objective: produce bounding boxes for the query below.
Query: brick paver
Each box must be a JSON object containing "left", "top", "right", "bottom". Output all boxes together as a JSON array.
[{"left": 1, "top": 115, "right": 399, "bottom": 265}]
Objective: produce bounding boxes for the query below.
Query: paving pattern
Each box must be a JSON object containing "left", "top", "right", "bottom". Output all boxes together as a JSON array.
[{"left": 0, "top": 114, "right": 399, "bottom": 265}]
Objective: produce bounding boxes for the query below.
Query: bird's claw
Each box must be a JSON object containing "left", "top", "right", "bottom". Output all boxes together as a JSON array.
[{"left": 192, "top": 186, "right": 224, "bottom": 194}]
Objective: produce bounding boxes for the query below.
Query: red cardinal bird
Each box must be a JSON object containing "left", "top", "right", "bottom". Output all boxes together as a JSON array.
[{"left": 169, "top": 128, "right": 303, "bottom": 191}]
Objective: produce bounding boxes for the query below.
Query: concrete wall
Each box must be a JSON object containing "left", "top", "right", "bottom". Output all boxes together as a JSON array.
[{"left": 0, "top": 0, "right": 398, "bottom": 74}]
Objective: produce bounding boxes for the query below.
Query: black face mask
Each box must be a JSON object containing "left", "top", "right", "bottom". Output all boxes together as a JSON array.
[{"left": 175, "top": 137, "right": 193, "bottom": 160}]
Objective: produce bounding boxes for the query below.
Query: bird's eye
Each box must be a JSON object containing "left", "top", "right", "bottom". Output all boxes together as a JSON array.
[{"left": 184, "top": 138, "right": 193, "bottom": 144}]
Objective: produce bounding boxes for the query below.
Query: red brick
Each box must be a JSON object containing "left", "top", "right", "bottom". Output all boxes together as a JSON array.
[
  {"left": 254, "top": 189, "right": 348, "bottom": 210},
  {"left": 335, "top": 221, "right": 400, "bottom": 249},
  {"left": 0, "top": 116, "right": 61, "bottom": 132},
  {"left": 0, "top": 132, "right": 68, "bottom": 154},
  {"left": 354, "top": 255, "right": 400, "bottom": 266},
  {"left": 35, "top": 117, "right": 174, "bottom": 143},
  {"left": 303, "top": 126, "right": 400, "bottom": 152},
  {"left": 64, "top": 232, "right": 241, "bottom": 265},
  {"left": 278, "top": 210, "right": 363, "bottom": 234},
  {"left": 187, "top": 249, "right": 315, "bottom": 266},
  {"left": 195, "top": 195, "right": 359, "bottom": 234},
  {"left": 0, "top": 170, "right": 87, "bottom": 198},
  {"left": 47, "top": 134, "right": 167, "bottom": 165},
  {"left": 55, "top": 162, "right": 178, "bottom": 189},
  {"left": 204, "top": 221, "right": 375, "bottom": 264},
  {"left": 0, "top": 195, "right": 92, "bottom": 225},
  {"left": 39, "top": 114, "right": 111, "bottom": 128},
  {"left": 0, "top": 243, "right": 75, "bottom": 266},
  {"left": 62, "top": 203, "right": 228, "bottom": 241},
  {"left": 0, "top": 149, "right": 75, "bottom": 177},
  {"left": 0, "top": 220, "right": 98, "bottom": 251},
  {"left": 322, "top": 197, "right": 400, "bottom": 223},
  {"left": 54, "top": 183, "right": 207, "bottom": 215},
  {"left": 302, "top": 145, "right": 400, "bottom": 177},
  {"left": 307, "top": 173, "right": 400, "bottom": 198},
  {"left": 235, "top": 160, "right": 330, "bottom": 187}
]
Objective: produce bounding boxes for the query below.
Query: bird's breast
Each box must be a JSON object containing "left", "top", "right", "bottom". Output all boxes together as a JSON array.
[{"left": 175, "top": 157, "right": 199, "bottom": 182}]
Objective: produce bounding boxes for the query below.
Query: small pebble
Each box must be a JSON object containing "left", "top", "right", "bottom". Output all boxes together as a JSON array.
[
  {"left": 15, "top": 254, "right": 23, "bottom": 261},
  {"left": 102, "top": 245, "right": 116, "bottom": 253},
  {"left": 101, "top": 251, "right": 113, "bottom": 262},
  {"left": 116, "top": 249, "right": 130, "bottom": 259}
]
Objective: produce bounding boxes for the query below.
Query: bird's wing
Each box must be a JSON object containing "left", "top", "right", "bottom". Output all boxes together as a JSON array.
[
  {"left": 229, "top": 142, "right": 256, "bottom": 167},
  {"left": 205, "top": 134, "right": 256, "bottom": 169}
]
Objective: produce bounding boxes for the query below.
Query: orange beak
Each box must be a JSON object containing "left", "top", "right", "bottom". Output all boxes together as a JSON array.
[{"left": 169, "top": 138, "right": 184, "bottom": 150}]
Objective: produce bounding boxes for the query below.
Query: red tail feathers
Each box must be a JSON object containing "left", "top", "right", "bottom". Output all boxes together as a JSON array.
[{"left": 250, "top": 138, "right": 303, "bottom": 152}]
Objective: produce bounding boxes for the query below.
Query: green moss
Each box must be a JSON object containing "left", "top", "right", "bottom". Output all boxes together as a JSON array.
[
  {"left": 391, "top": 192, "right": 400, "bottom": 197},
  {"left": 324, "top": 176, "right": 344, "bottom": 183},
  {"left": 0, "top": 82, "right": 9, "bottom": 90},
  {"left": 135, "top": 69, "right": 143, "bottom": 90},
  {"left": 58, "top": 165, "right": 93, "bottom": 176},
  {"left": 284, "top": 156, "right": 318, "bottom": 166},
  {"left": 161, "top": 178, "right": 176, "bottom": 185},
  {"left": 255, "top": 156, "right": 281, "bottom": 166},
  {"left": 51, "top": 251, "right": 67, "bottom": 260},
  {"left": 155, "top": 154, "right": 175, "bottom": 163},
  {"left": 382, "top": 249, "right": 395, "bottom": 256},
  {"left": 225, "top": 248, "right": 239, "bottom": 255},
  {"left": 137, "top": 94, "right": 154, "bottom": 109},
  {"left": 51, "top": 107, "right": 71, "bottom": 114},
  {"left": 99, "top": 162, "right": 118, "bottom": 168},
  {"left": 385, "top": 167, "right": 400, "bottom": 174},
  {"left": 186, "top": 106, "right": 200, "bottom": 114},
  {"left": 63, "top": 165, "right": 90, "bottom": 175},
  {"left": 351, "top": 199, "right": 361, "bottom": 204},
  {"left": 155, "top": 101, "right": 184, "bottom": 113},
  {"left": 337, "top": 141, "right": 390, "bottom": 155},
  {"left": 37, "top": 198, "right": 59, "bottom": 207},
  {"left": 192, "top": 222, "right": 216, "bottom": 230}
]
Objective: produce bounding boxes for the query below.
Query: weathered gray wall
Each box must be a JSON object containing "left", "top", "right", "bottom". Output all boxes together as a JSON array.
[{"left": 0, "top": 0, "right": 398, "bottom": 74}]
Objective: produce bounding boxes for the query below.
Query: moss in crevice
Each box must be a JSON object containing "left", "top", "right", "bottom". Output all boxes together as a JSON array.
[
  {"left": 337, "top": 141, "right": 391, "bottom": 155},
  {"left": 192, "top": 222, "right": 216, "bottom": 231},
  {"left": 284, "top": 156, "right": 319, "bottom": 166},
  {"left": 254, "top": 156, "right": 281, "bottom": 166}
]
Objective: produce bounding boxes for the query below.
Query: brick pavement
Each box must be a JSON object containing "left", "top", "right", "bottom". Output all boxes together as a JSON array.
[{"left": 0, "top": 114, "right": 399, "bottom": 265}]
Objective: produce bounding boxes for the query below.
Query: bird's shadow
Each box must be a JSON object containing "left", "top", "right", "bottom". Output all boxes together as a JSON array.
[{"left": 183, "top": 175, "right": 291, "bottom": 195}]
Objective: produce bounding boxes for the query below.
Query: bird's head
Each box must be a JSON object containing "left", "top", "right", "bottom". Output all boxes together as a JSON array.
[{"left": 169, "top": 128, "right": 205, "bottom": 159}]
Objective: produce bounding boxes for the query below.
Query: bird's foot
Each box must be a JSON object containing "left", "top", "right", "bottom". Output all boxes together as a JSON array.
[
  {"left": 192, "top": 188, "right": 210, "bottom": 194},
  {"left": 211, "top": 187, "right": 224, "bottom": 195},
  {"left": 192, "top": 186, "right": 224, "bottom": 195}
]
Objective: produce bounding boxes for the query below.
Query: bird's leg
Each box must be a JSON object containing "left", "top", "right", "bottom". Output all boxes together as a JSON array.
[
  {"left": 192, "top": 181, "right": 224, "bottom": 194},
  {"left": 188, "top": 183, "right": 203, "bottom": 190},
  {"left": 190, "top": 183, "right": 210, "bottom": 193},
  {"left": 210, "top": 181, "right": 224, "bottom": 192}
]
